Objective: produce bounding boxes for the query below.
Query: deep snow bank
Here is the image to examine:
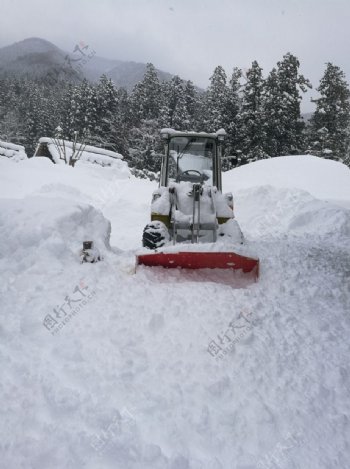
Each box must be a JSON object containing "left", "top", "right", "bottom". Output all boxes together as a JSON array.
[
  {"left": 223, "top": 155, "right": 350, "bottom": 202},
  {"left": 223, "top": 155, "right": 350, "bottom": 244}
]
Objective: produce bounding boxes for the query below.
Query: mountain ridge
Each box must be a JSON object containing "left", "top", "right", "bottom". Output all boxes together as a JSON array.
[{"left": 0, "top": 37, "right": 176, "bottom": 90}]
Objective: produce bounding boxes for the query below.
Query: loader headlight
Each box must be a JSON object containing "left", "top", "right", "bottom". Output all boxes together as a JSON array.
[{"left": 216, "top": 129, "right": 227, "bottom": 142}]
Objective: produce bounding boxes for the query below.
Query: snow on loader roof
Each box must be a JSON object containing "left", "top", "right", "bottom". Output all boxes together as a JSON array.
[{"left": 160, "top": 127, "right": 227, "bottom": 140}]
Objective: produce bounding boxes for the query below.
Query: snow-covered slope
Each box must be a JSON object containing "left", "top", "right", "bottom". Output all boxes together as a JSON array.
[
  {"left": 0, "top": 37, "right": 81, "bottom": 81},
  {"left": 0, "top": 155, "right": 349, "bottom": 469}
]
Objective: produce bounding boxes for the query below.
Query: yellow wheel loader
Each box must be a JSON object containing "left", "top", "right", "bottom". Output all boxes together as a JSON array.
[{"left": 136, "top": 129, "right": 259, "bottom": 280}]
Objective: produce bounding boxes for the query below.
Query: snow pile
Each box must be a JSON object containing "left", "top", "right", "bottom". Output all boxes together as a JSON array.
[
  {"left": 223, "top": 155, "right": 350, "bottom": 244},
  {"left": 0, "top": 139, "right": 27, "bottom": 161},
  {"left": 0, "top": 154, "right": 350, "bottom": 468},
  {"left": 223, "top": 154, "right": 350, "bottom": 202},
  {"left": 0, "top": 197, "right": 111, "bottom": 268}
]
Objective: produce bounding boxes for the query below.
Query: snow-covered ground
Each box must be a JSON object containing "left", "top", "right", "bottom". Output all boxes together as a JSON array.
[{"left": 0, "top": 155, "right": 349, "bottom": 469}]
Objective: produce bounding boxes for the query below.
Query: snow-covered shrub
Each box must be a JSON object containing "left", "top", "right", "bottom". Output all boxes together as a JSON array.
[{"left": 130, "top": 167, "right": 160, "bottom": 181}]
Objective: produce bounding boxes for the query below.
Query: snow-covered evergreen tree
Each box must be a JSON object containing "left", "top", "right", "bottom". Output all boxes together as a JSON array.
[
  {"left": 225, "top": 67, "right": 243, "bottom": 162},
  {"left": 240, "top": 61, "right": 267, "bottom": 163},
  {"left": 204, "top": 66, "right": 244, "bottom": 167},
  {"left": 96, "top": 75, "right": 118, "bottom": 126},
  {"left": 107, "top": 88, "right": 131, "bottom": 157},
  {"left": 205, "top": 66, "right": 229, "bottom": 132},
  {"left": 60, "top": 80, "right": 99, "bottom": 143},
  {"left": 60, "top": 83, "right": 76, "bottom": 139},
  {"left": 263, "top": 68, "right": 280, "bottom": 156},
  {"left": 0, "top": 78, "right": 25, "bottom": 144},
  {"left": 130, "top": 63, "right": 162, "bottom": 123},
  {"left": 309, "top": 63, "right": 350, "bottom": 163},
  {"left": 160, "top": 76, "right": 190, "bottom": 130},
  {"left": 127, "top": 63, "right": 167, "bottom": 171},
  {"left": 184, "top": 80, "right": 198, "bottom": 130},
  {"left": 19, "top": 80, "right": 57, "bottom": 154},
  {"left": 77, "top": 80, "right": 99, "bottom": 140},
  {"left": 128, "top": 119, "right": 163, "bottom": 173},
  {"left": 92, "top": 75, "right": 119, "bottom": 148},
  {"left": 264, "top": 53, "right": 311, "bottom": 156}
]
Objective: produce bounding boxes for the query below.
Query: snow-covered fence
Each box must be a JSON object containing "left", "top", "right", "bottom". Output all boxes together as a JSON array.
[
  {"left": 0, "top": 140, "right": 28, "bottom": 161},
  {"left": 34, "top": 137, "right": 124, "bottom": 167}
]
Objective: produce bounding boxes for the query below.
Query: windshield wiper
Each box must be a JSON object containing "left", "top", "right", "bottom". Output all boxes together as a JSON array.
[{"left": 176, "top": 138, "right": 194, "bottom": 174}]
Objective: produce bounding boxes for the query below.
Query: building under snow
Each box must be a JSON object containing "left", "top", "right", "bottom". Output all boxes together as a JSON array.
[{"left": 34, "top": 137, "right": 124, "bottom": 167}]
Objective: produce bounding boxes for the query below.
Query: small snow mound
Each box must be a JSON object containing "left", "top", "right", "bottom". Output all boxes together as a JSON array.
[{"left": 224, "top": 155, "right": 350, "bottom": 202}]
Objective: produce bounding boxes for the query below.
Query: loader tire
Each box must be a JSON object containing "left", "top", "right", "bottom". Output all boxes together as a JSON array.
[{"left": 142, "top": 221, "right": 170, "bottom": 250}]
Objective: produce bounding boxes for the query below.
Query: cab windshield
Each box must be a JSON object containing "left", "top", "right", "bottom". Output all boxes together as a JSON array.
[{"left": 168, "top": 136, "right": 215, "bottom": 184}]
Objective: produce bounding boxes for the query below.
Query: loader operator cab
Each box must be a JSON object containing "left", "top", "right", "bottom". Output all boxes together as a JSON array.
[
  {"left": 169, "top": 137, "right": 213, "bottom": 184},
  {"left": 160, "top": 130, "right": 225, "bottom": 191}
]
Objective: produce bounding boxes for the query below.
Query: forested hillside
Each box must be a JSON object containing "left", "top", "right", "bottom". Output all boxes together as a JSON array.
[{"left": 1, "top": 52, "right": 349, "bottom": 173}]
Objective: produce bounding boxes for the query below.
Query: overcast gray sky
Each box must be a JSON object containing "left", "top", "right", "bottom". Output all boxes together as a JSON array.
[{"left": 1, "top": 0, "right": 350, "bottom": 112}]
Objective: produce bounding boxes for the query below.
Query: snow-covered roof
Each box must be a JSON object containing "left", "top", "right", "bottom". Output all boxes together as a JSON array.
[
  {"left": 38, "top": 137, "right": 123, "bottom": 160},
  {"left": 0, "top": 140, "right": 27, "bottom": 161},
  {"left": 35, "top": 137, "right": 124, "bottom": 167}
]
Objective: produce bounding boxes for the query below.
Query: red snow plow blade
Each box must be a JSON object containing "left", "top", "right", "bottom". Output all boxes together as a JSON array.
[{"left": 137, "top": 251, "right": 259, "bottom": 279}]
